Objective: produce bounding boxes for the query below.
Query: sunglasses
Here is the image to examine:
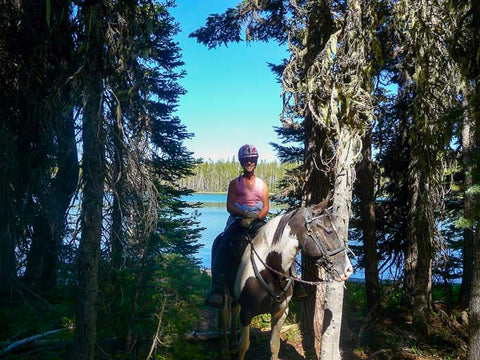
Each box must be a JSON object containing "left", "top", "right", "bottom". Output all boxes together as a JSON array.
[{"left": 241, "top": 157, "right": 258, "bottom": 164}]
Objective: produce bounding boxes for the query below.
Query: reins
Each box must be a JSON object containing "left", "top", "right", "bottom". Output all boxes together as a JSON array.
[
  {"left": 249, "top": 242, "right": 331, "bottom": 286},
  {"left": 249, "top": 243, "right": 293, "bottom": 303}
]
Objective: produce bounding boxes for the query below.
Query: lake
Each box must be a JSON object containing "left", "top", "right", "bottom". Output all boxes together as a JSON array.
[{"left": 183, "top": 193, "right": 229, "bottom": 268}]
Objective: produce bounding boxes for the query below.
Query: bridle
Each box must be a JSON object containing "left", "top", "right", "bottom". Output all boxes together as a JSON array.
[
  {"left": 303, "top": 206, "right": 348, "bottom": 274},
  {"left": 249, "top": 206, "right": 352, "bottom": 303}
]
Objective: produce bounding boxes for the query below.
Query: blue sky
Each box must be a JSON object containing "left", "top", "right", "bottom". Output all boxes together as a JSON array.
[{"left": 170, "top": 0, "right": 288, "bottom": 162}]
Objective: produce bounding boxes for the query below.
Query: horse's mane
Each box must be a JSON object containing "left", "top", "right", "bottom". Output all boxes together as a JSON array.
[{"left": 252, "top": 208, "right": 300, "bottom": 247}]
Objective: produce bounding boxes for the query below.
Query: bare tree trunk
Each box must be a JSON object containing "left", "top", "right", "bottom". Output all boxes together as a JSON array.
[
  {"left": 300, "top": 114, "right": 331, "bottom": 359},
  {"left": 0, "top": 131, "right": 17, "bottom": 296},
  {"left": 404, "top": 226, "right": 417, "bottom": 309},
  {"left": 0, "top": 224, "right": 17, "bottom": 297},
  {"left": 73, "top": 1, "right": 105, "bottom": 359},
  {"left": 124, "top": 237, "right": 152, "bottom": 355},
  {"left": 355, "top": 130, "right": 380, "bottom": 311},
  {"left": 300, "top": 255, "right": 327, "bottom": 359},
  {"left": 321, "top": 128, "right": 358, "bottom": 359},
  {"left": 110, "top": 107, "right": 125, "bottom": 273}
]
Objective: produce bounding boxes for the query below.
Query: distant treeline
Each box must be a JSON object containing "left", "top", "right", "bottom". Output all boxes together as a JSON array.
[{"left": 179, "top": 159, "right": 296, "bottom": 193}]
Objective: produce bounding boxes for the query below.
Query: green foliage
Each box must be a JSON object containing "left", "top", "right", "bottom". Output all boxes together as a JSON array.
[
  {"left": 0, "top": 290, "right": 75, "bottom": 359},
  {"left": 345, "top": 282, "right": 466, "bottom": 358},
  {"left": 0, "top": 1, "right": 205, "bottom": 358}
]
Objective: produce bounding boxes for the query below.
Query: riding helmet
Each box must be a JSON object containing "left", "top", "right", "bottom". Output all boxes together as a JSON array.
[{"left": 238, "top": 144, "right": 259, "bottom": 161}]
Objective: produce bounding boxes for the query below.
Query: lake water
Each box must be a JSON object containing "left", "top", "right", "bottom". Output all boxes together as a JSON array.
[{"left": 183, "top": 193, "right": 229, "bottom": 268}]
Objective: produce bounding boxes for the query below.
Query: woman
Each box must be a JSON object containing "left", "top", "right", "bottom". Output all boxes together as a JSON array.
[
  {"left": 205, "top": 144, "right": 269, "bottom": 308},
  {"left": 226, "top": 144, "right": 269, "bottom": 230}
]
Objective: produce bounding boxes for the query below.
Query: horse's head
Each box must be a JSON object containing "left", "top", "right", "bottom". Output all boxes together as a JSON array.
[{"left": 299, "top": 200, "right": 353, "bottom": 281}]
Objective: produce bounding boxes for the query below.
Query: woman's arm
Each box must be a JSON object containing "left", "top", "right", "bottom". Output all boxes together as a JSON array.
[
  {"left": 226, "top": 179, "right": 246, "bottom": 217},
  {"left": 257, "top": 180, "right": 269, "bottom": 220}
]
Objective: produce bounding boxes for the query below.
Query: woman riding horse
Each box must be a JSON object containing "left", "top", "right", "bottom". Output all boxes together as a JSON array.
[
  {"left": 205, "top": 144, "right": 268, "bottom": 307},
  {"left": 205, "top": 144, "right": 306, "bottom": 308}
]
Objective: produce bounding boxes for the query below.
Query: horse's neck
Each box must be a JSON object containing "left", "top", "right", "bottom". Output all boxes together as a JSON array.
[{"left": 252, "top": 214, "right": 301, "bottom": 271}]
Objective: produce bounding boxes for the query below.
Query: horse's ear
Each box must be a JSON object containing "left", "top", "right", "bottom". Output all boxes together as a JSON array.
[{"left": 313, "top": 195, "right": 330, "bottom": 213}]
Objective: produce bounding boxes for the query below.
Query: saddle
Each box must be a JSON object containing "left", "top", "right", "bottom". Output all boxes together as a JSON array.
[{"left": 224, "top": 219, "right": 265, "bottom": 262}]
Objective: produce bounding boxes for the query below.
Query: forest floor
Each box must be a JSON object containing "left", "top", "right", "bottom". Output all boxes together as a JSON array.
[{"left": 193, "top": 300, "right": 468, "bottom": 360}]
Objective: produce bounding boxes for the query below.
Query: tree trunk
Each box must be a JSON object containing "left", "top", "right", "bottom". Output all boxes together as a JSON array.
[
  {"left": 355, "top": 130, "right": 380, "bottom": 311},
  {"left": 0, "top": 221, "right": 17, "bottom": 297},
  {"left": 405, "top": 154, "right": 433, "bottom": 334},
  {"left": 467, "top": 7, "right": 480, "bottom": 348},
  {"left": 300, "top": 114, "right": 331, "bottom": 359},
  {"left": 300, "top": 255, "right": 327, "bottom": 359},
  {"left": 299, "top": 1, "right": 334, "bottom": 355},
  {"left": 124, "top": 243, "right": 150, "bottom": 354},
  {"left": 469, "top": 227, "right": 480, "bottom": 359},
  {"left": 460, "top": 80, "right": 475, "bottom": 307},
  {"left": 22, "top": 0, "right": 78, "bottom": 294},
  {"left": 403, "top": 225, "right": 417, "bottom": 309},
  {"left": 321, "top": 127, "right": 357, "bottom": 359},
  {"left": 24, "top": 110, "right": 78, "bottom": 293},
  {"left": 73, "top": 1, "right": 106, "bottom": 359},
  {"left": 110, "top": 106, "right": 125, "bottom": 273}
]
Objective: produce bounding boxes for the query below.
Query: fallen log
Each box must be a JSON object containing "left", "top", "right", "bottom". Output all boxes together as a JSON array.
[
  {"left": 0, "top": 328, "right": 71, "bottom": 356},
  {"left": 184, "top": 328, "right": 267, "bottom": 341},
  {"left": 184, "top": 331, "right": 228, "bottom": 341},
  {"left": 0, "top": 335, "right": 122, "bottom": 357}
]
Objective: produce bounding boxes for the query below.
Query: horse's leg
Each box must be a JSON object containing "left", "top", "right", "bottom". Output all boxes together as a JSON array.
[
  {"left": 270, "top": 306, "right": 289, "bottom": 360},
  {"left": 229, "top": 302, "right": 240, "bottom": 352},
  {"left": 237, "top": 323, "right": 251, "bottom": 360},
  {"left": 220, "top": 295, "right": 231, "bottom": 359}
]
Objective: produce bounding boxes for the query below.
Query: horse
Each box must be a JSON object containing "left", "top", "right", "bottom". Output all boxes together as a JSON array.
[{"left": 212, "top": 199, "right": 354, "bottom": 360}]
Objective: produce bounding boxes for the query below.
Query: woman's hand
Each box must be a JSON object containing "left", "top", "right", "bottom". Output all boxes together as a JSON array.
[{"left": 244, "top": 211, "right": 259, "bottom": 219}]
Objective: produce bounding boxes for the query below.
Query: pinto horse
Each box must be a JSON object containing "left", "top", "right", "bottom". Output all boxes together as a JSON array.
[{"left": 212, "top": 200, "right": 354, "bottom": 360}]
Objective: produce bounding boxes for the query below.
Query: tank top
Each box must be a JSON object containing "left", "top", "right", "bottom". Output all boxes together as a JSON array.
[{"left": 235, "top": 175, "right": 264, "bottom": 207}]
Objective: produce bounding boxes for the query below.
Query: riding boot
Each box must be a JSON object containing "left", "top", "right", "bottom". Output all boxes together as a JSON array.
[
  {"left": 205, "top": 273, "right": 224, "bottom": 308},
  {"left": 205, "top": 236, "right": 227, "bottom": 308}
]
